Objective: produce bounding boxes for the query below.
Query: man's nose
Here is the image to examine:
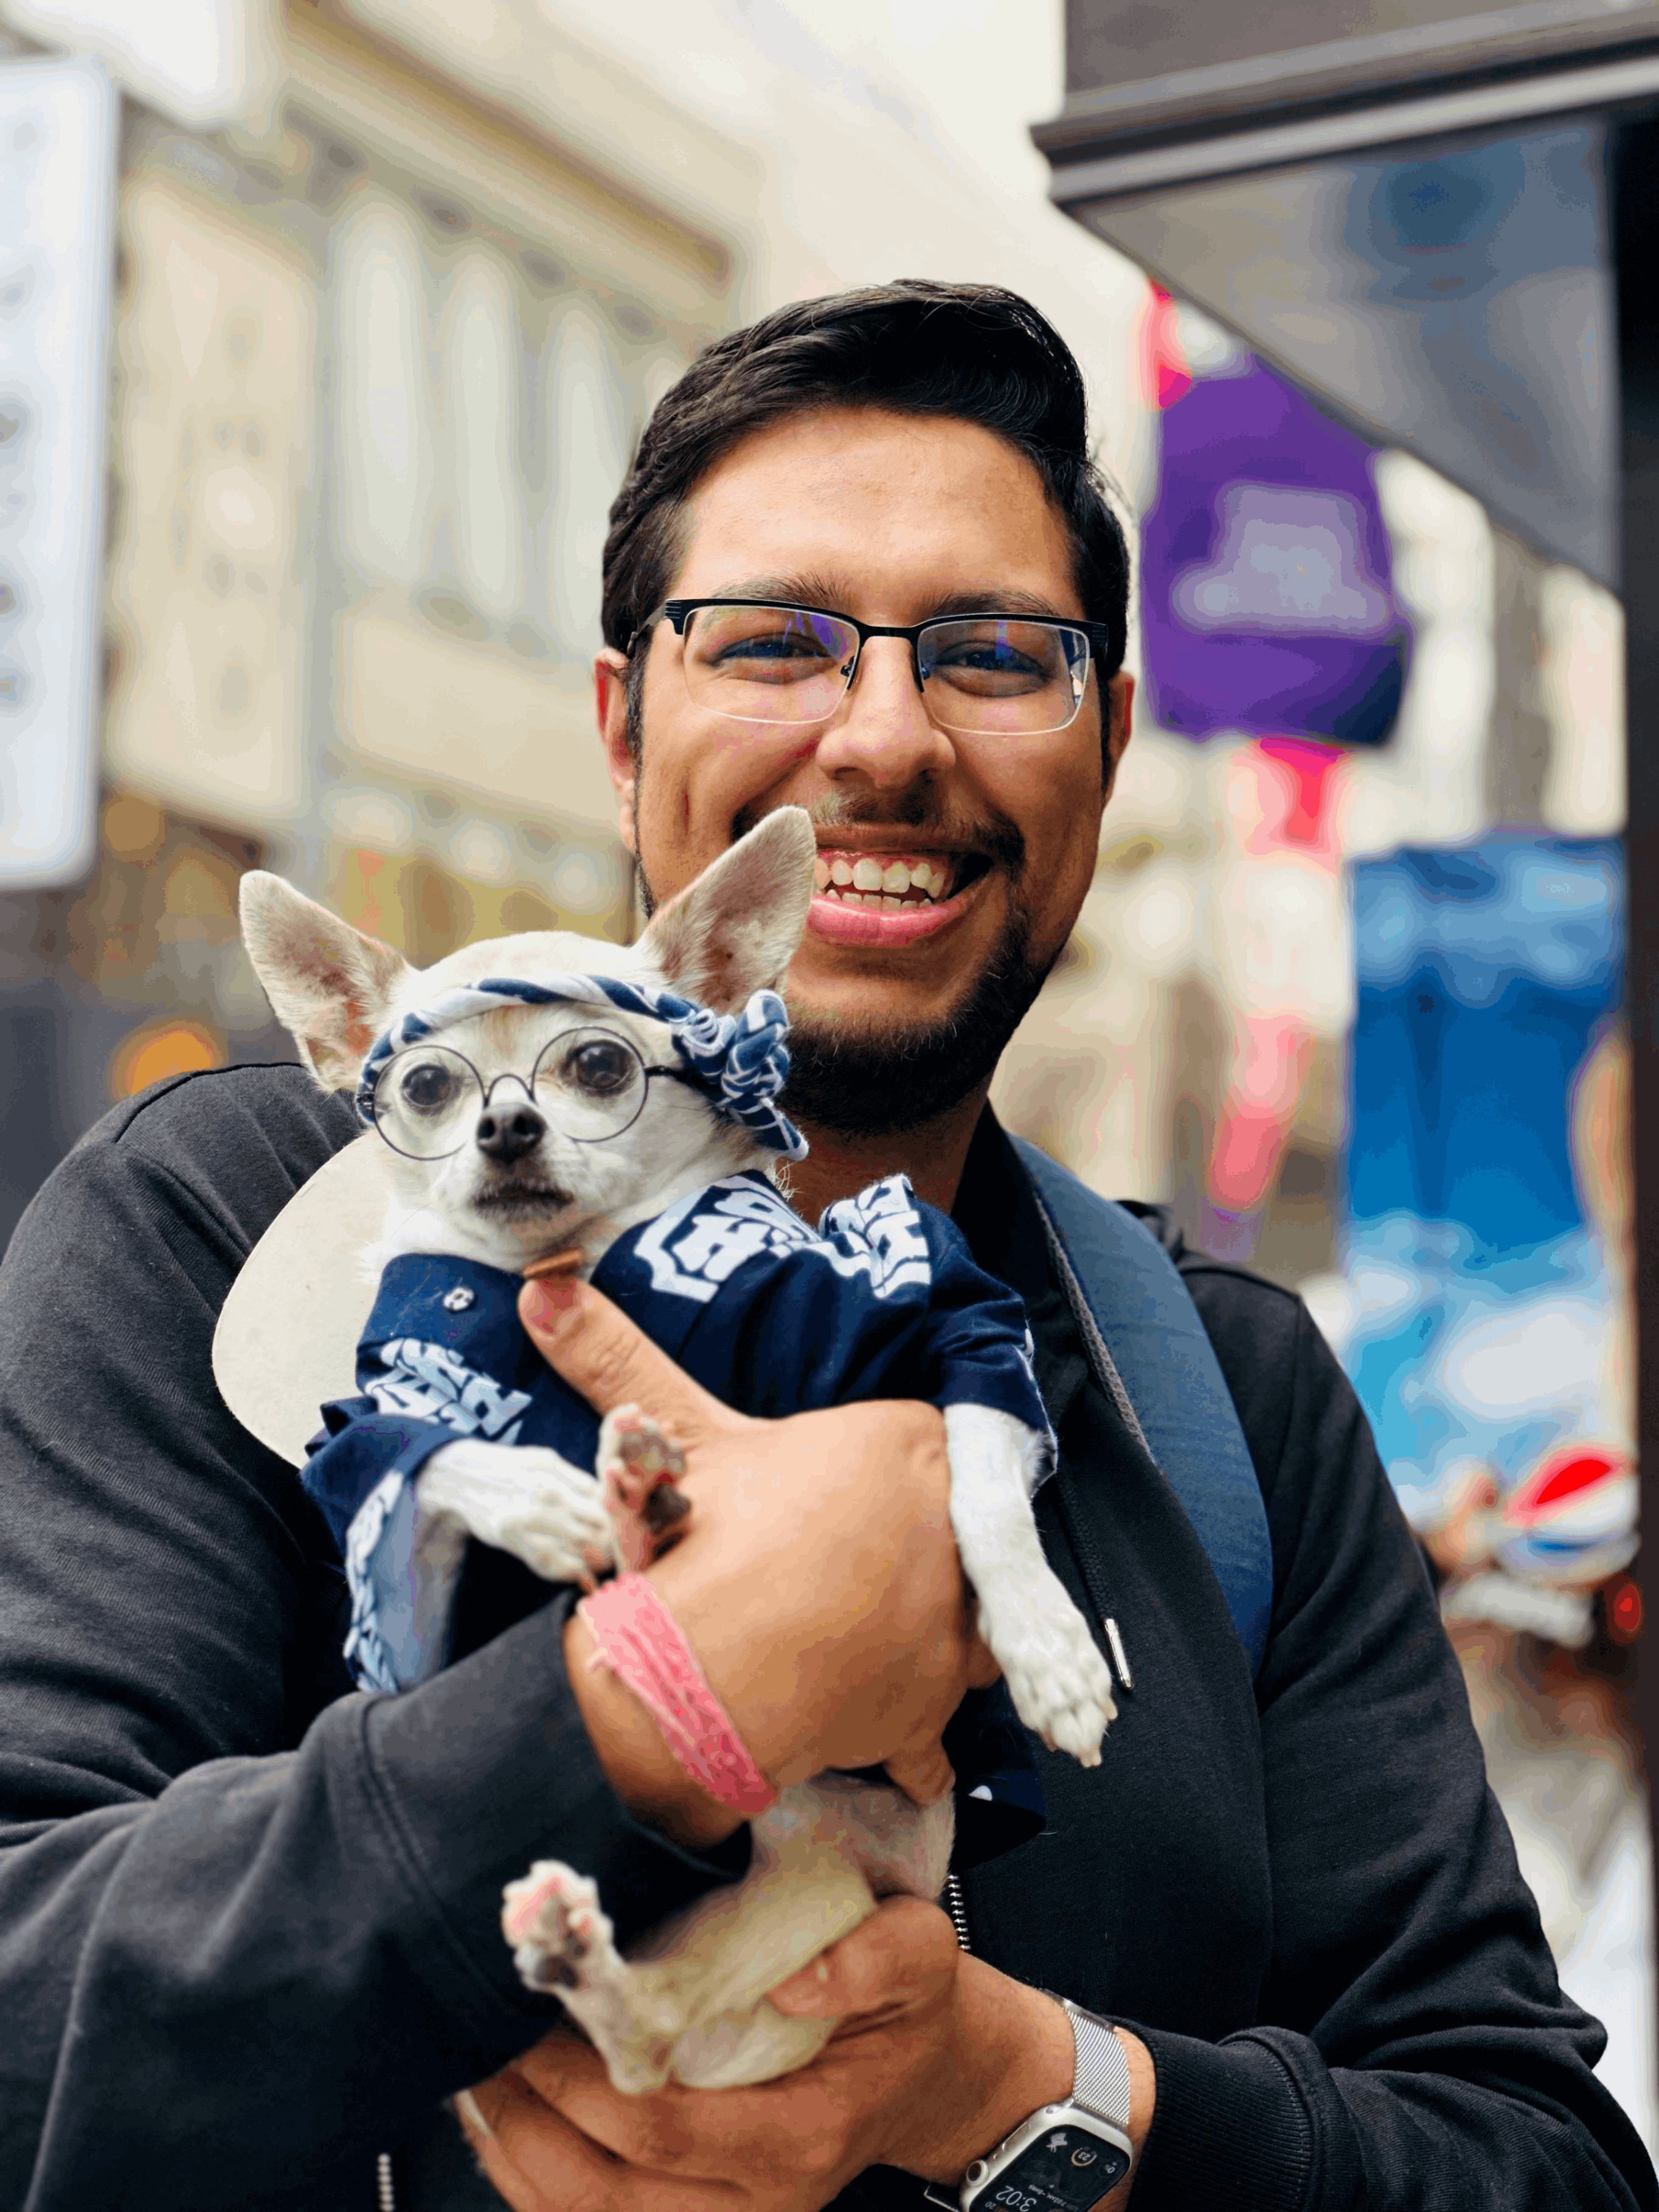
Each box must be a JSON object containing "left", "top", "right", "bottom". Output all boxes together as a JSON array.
[
  {"left": 476, "top": 1101, "right": 546, "bottom": 1164},
  {"left": 812, "top": 635, "right": 956, "bottom": 789}
]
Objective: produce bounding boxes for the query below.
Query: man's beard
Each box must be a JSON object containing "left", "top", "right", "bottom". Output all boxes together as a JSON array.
[
  {"left": 778, "top": 894, "right": 1050, "bottom": 1138},
  {"left": 630, "top": 756, "right": 1056, "bottom": 1139}
]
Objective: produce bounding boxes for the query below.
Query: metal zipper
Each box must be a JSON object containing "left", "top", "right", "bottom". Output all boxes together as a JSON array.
[
  {"left": 375, "top": 2149, "right": 396, "bottom": 2211},
  {"left": 943, "top": 1870, "right": 972, "bottom": 1953},
  {"left": 928, "top": 1882, "right": 975, "bottom": 2204}
]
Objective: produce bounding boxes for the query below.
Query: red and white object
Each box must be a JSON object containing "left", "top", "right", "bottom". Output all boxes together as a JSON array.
[{"left": 1492, "top": 1444, "right": 1637, "bottom": 1587}]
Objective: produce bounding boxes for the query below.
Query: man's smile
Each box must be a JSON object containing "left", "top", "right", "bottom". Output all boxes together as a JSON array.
[
  {"left": 809, "top": 831, "right": 995, "bottom": 933},
  {"left": 806, "top": 840, "right": 995, "bottom": 946},
  {"left": 811, "top": 846, "right": 989, "bottom": 907}
]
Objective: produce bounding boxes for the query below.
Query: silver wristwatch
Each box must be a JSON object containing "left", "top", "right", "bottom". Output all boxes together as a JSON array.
[{"left": 924, "top": 1999, "right": 1134, "bottom": 2211}]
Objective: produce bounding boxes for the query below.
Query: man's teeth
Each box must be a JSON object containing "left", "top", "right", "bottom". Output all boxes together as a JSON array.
[{"left": 813, "top": 854, "right": 954, "bottom": 906}]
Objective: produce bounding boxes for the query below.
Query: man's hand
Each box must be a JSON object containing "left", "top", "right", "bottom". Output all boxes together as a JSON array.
[
  {"left": 519, "top": 1273, "right": 997, "bottom": 1837},
  {"left": 458, "top": 1900, "right": 1152, "bottom": 2211}
]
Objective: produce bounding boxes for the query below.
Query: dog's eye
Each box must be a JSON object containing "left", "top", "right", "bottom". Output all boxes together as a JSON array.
[
  {"left": 400, "top": 1062, "right": 457, "bottom": 1113},
  {"left": 568, "top": 1041, "right": 634, "bottom": 1095}
]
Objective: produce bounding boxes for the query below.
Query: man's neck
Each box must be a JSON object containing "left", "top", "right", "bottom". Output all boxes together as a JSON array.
[{"left": 781, "top": 1083, "right": 993, "bottom": 1223}]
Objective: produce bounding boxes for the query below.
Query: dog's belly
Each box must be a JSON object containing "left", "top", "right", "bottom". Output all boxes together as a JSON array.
[{"left": 510, "top": 1776, "right": 956, "bottom": 2093}]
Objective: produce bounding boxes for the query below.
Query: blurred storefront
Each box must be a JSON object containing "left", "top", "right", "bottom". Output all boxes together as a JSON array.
[{"left": 0, "top": 0, "right": 1151, "bottom": 1249}]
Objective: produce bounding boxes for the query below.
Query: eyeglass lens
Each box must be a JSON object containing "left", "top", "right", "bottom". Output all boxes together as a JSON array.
[
  {"left": 372, "top": 1029, "right": 653, "bottom": 1158},
  {"left": 679, "top": 605, "right": 1089, "bottom": 734}
]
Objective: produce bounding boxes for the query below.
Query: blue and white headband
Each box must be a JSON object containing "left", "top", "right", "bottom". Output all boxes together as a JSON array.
[{"left": 354, "top": 973, "right": 808, "bottom": 1161}]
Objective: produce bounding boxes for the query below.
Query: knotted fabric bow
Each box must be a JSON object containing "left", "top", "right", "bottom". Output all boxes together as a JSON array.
[{"left": 354, "top": 974, "right": 808, "bottom": 1161}]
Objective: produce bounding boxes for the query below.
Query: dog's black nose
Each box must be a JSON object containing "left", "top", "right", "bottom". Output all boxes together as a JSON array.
[{"left": 475, "top": 1102, "right": 546, "bottom": 1164}]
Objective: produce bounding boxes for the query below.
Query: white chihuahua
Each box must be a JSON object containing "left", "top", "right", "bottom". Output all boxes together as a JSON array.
[{"left": 240, "top": 806, "right": 1114, "bottom": 2095}]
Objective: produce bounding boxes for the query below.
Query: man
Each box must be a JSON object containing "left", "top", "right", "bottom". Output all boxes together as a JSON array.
[{"left": 0, "top": 282, "right": 1652, "bottom": 2212}]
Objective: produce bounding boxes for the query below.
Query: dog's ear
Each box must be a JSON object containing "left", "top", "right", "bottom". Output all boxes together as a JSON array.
[
  {"left": 636, "top": 808, "right": 816, "bottom": 1012},
  {"left": 240, "top": 873, "right": 412, "bottom": 1091}
]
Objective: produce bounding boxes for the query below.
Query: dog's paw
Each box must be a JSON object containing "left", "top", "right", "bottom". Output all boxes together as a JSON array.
[
  {"left": 503, "top": 1861, "right": 609, "bottom": 1993},
  {"left": 502, "top": 1859, "right": 682, "bottom": 2094},
  {"left": 596, "top": 1405, "right": 690, "bottom": 1573},
  {"left": 980, "top": 1594, "right": 1117, "bottom": 1767}
]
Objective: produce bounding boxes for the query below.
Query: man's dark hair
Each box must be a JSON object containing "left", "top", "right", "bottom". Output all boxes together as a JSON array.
[{"left": 601, "top": 279, "right": 1132, "bottom": 753}]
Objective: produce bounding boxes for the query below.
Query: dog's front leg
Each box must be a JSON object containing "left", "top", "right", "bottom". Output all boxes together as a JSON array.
[
  {"left": 943, "top": 1403, "right": 1116, "bottom": 1764},
  {"left": 419, "top": 1439, "right": 617, "bottom": 1585}
]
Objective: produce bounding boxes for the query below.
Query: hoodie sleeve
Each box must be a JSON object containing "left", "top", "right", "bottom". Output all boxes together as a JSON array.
[{"left": 0, "top": 1066, "right": 749, "bottom": 2212}]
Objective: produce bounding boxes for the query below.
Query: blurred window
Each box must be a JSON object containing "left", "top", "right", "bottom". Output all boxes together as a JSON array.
[
  {"left": 106, "top": 173, "right": 311, "bottom": 829},
  {"left": 547, "top": 307, "right": 626, "bottom": 654},
  {"left": 444, "top": 251, "right": 522, "bottom": 619},
  {"left": 337, "top": 201, "right": 429, "bottom": 587}
]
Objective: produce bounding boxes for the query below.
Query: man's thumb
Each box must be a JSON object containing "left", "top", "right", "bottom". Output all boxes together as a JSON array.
[{"left": 518, "top": 1276, "right": 738, "bottom": 1450}]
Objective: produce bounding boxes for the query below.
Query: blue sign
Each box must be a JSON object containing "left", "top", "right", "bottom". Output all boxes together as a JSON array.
[{"left": 1337, "top": 837, "right": 1626, "bottom": 1522}]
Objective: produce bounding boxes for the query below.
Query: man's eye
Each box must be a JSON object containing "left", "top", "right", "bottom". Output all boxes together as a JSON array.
[
  {"left": 936, "top": 642, "right": 1042, "bottom": 677},
  {"left": 400, "top": 1063, "right": 455, "bottom": 1112},
  {"left": 716, "top": 635, "right": 832, "bottom": 666},
  {"left": 568, "top": 1042, "right": 634, "bottom": 1094}
]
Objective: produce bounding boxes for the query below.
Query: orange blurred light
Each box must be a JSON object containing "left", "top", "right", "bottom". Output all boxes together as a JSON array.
[{"left": 109, "top": 1018, "right": 223, "bottom": 1099}]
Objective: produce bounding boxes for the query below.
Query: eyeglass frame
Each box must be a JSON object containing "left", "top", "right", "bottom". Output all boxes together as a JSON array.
[
  {"left": 367, "top": 1027, "right": 694, "bottom": 1161},
  {"left": 628, "top": 598, "right": 1118, "bottom": 732}
]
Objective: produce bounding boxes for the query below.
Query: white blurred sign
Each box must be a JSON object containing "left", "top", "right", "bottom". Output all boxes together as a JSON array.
[
  {"left": 4, "top": 1, "right": 275, "bottom": 129},
  {"left": 0, "top": 57, "right": 116, "bottom": 887}
]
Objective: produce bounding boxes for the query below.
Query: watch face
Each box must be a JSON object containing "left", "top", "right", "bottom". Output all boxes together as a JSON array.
[{"left": 976, "top": 2123, "right": 1131, "bottom": 2211}]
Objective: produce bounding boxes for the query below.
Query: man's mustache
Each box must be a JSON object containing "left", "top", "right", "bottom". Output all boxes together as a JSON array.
[{"left": 732, "top": 793, "right": 1026, "bottom": 879}]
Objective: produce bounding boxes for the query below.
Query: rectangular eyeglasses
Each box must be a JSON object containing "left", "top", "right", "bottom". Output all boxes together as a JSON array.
[{"left": 631, "top": 599, "right": 1115, "bottom": 736}]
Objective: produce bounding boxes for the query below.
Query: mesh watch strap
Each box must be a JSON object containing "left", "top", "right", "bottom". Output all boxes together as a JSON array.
[{"left": 1061, "top": 2000, "right": 1132, "bottom": 2131}]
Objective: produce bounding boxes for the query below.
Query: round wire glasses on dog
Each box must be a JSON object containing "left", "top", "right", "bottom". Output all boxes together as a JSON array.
[{"left": 367, "top": 1025, "right": 688, "bottom": 1160}]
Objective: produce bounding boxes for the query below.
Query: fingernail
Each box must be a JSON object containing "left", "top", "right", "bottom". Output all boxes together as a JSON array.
[
  {"left": 454, "top": 2088, "right": 494, "bottom": 2143},
  {"left": 522, "top": 1277, "right": 580, "bottom": 1332}
]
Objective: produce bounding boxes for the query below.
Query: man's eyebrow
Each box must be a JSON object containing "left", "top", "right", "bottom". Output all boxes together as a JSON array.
[
  {"left": 699, "top": 573, "right": 852, "bottom": 610},
  {"left": 694, "top": 579, "right": 1080, "bottom": 622},
  {"left": 925, "top": 587, "right": 1076, "bottom": 621}
]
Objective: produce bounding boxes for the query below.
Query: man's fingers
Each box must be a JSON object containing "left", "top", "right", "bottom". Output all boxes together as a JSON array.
[
  {"left": 519, "top": 1277, "right": 743, "bottom": 1451},
  {"left": 964, "top": 1628, "right": 1003, "bottom": 1691},
  {"left": 456, "top": 2067, "right": 735, "bottom": 2211},
  {"left": 884, "top": 1744, "right": 955, "bottom": 1808},
  {"left": 767, "top": 1895, "right": 960, "bottom": 2022}
]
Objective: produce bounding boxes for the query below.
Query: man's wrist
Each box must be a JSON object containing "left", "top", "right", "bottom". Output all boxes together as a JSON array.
[
  {"left": 920, "top": 1960, "right": 1076, "bottom": 2180},
  {"left": 562, "top": 1611, "right": 744, "bottom": 1850},
  {"left": 917, "top": 1967, "right": 1154, "bottom": 2208}
]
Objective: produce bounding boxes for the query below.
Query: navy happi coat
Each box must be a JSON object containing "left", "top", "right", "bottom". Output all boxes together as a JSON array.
[{"left": 303, "top": 1170, "right": 1052, "bottom": 1861}]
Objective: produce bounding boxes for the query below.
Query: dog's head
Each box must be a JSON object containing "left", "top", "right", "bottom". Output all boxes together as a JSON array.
[{"left": 241, "top": 809, "right": 817, "bottom": 1269}]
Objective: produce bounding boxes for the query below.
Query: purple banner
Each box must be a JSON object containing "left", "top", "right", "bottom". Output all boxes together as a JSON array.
[{"left": 1140, "top": 358, "right": 1407, "bottom": 746}]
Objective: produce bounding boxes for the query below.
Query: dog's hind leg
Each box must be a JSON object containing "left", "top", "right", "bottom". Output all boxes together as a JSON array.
[
  {"left": 943, "top": 1403, "right": 1117, "bottom": 1765},
  {"left": 502, "top": 1862, "right": 687, "bottom": 2095}
]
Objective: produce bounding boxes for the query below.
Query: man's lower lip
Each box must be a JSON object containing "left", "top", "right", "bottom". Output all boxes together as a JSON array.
[{"left": 806, "top": 878, "right": 981, "bottom": 946}]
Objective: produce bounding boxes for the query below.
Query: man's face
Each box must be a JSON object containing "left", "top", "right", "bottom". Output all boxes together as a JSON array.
[{"left": 597, "top": 404, "right": 1131, "bottom": 1133}]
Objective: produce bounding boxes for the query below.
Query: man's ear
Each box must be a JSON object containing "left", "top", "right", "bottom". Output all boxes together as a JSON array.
[
  {"left": 240, "top": 872, "right": 413, "bottom": 1090},
  {"left": 1102, "top": 670, "right": 1134, "bottom": 809},
  {"left": 636, "top": 808, "right": 816, "bottom": 1012},
  {"left": 595, "top": 646, "right": 638, "bottom": 854}
]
